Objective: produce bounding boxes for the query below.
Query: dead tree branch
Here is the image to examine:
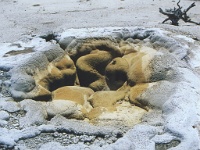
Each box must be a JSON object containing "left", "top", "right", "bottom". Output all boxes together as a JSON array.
[
  {"left": 159, "top": 0, "right": 200, "bottom": 26},
  {"left": 177, "top": 0, "right": 182, "bottom": 9}
]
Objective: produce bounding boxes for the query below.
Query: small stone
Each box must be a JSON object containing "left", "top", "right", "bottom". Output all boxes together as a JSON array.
[
  {"left": 72, "top": 137, "right": 79, "bottom": 144},
  {"left": 53, "top": 132, "right": 60, "bottom": 138},
  {"left": 85, "top": 142, "right": 90, "bottom": 146},
  {"left": 0, "top": 119, "right": 8, "bottom": 126},
  {"left": 0, "top": 110, "right": 10, "bottom": 120},
  {"left": 62, "top": 139, "right": 70, "bottom": 145},
  {"left": 13, "top": 123, "right": 19, "bottom": 127}
]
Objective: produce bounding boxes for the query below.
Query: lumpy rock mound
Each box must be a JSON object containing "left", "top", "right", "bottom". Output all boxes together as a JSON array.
[{"left": 0, "top": 27, "right": 200, "bottom": 150}]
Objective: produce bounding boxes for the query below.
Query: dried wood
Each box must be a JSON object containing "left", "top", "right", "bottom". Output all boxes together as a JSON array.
[{"left": 159, "top": 0, "right": 200, "bottom": 26}]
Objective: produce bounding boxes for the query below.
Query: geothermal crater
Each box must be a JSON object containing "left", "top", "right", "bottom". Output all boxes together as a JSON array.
[
  {"left": 11, "top": 36, "right": 158, "bottom": 127},
  {"left": 6, "top": 27, "right": 192, "bottom": 126},
  {"left": 0, "top": 27, "right": 200, "bottom": 149}
]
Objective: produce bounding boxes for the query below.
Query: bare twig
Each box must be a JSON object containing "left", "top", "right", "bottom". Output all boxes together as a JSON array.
[
  {"left": 184, "top": 2, "right": 195, "bottom": 13},
  {"left": 177, "top": 0, "right": 182, "bottom": 9},
  {"left": 186, "top": 20, "right": 200, "bottom": 25}
]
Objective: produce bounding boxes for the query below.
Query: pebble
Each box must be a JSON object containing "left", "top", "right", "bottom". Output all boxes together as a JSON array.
[
  {"left": 0, "top": 110, "right": 10, "bottom": 120},
  {"left": 72, "top": 137, "right": 79, "bottom": 144},
  {"left": 0, "top": 119, "right": 8, "bottom": 126},
  {"left": 53, "top": 132, "right": 60, "bottom": 138},
  {"left": 13, "top": 123, "right": 19, "bottom": 127}
]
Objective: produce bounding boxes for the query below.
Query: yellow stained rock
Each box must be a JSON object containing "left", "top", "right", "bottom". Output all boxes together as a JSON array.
[
  {"left": 89, "top": 91, "right": 126, "bottom": 108},
  {"left": 88, "top": 101, "right": 147, "bottom": 127},
  {"left": 105, "top": 57, "right": 129, "bottom": 90},
  {"left": 76, "top": 51, "right": 113, "bottom": 91},
  {"left": 34, "top": 85, "right": 52, "bottom": 101},
  {"left": 125, "top": 46, "right": 157, "bottom": 85},
  {"left": 86, "top": 107, "right": 107, "bottom": 120},
  {"left": 52, "top": 86, "right": 94, "bottom": 105},
  {"left": 37, "top": 55, "right": 76, "bottom": 91},
  {"left": 129, "top": 83, "right": 149, "bottom": 107}
]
